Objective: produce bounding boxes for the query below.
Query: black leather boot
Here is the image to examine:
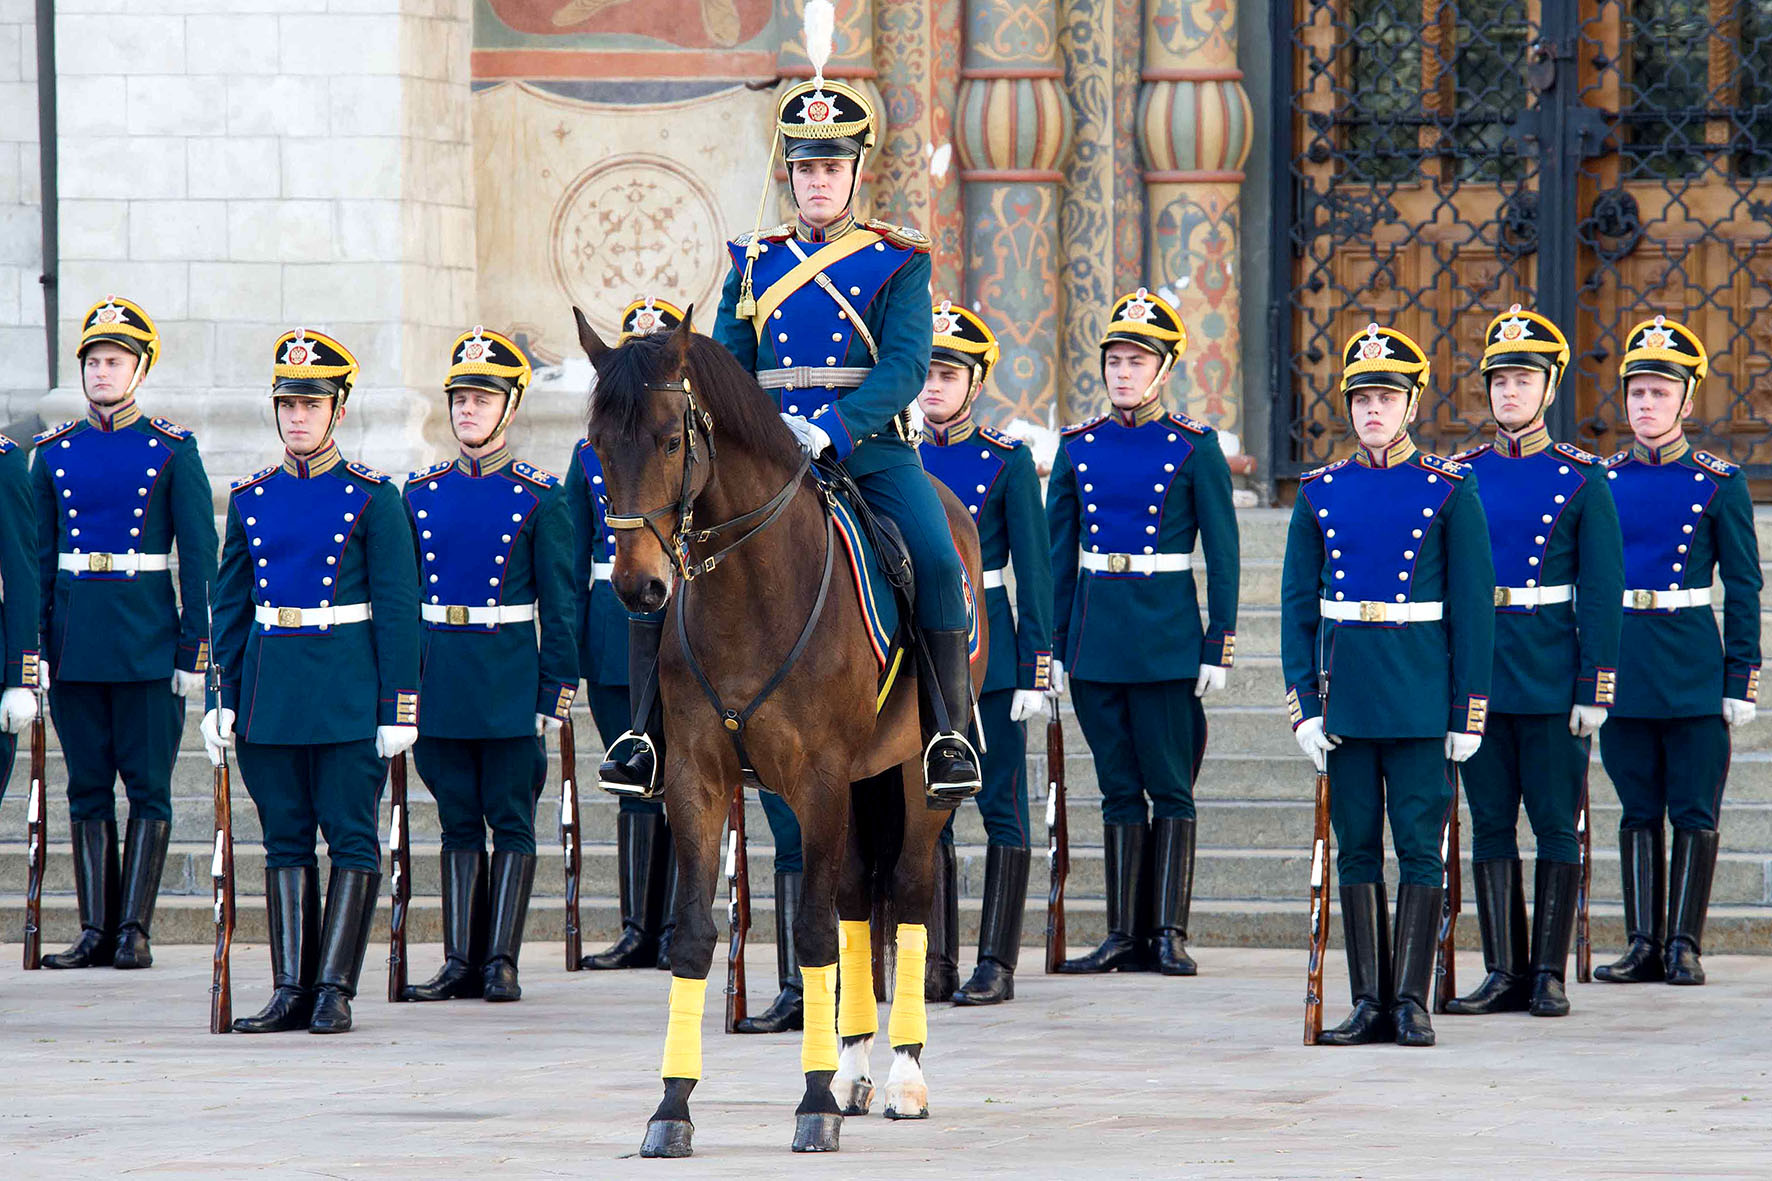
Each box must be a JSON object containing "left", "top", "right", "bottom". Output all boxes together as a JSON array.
[
  {"left": 1148, "top": 818, "right": 1198, "bottom": 976},
  {"left": 582, "top": 811, "right": 667, "bottom": 969},
  {"left": 1391, "top": 883, "right": 1442, "bottom": 1047},
  {"left": 599, "top": 617, "right": 665, "bottom": 797},
  {"left": 1058, "top": 823, "right": 1146, "bottom": 973},
  {"left": 483, "top": 851, "right": 538, "bottom": 1002},
  {"left": 1444, "top": 859, "right": 1528, "bottom": 1014},
  {"left": 924, "top": 840, "right": 960, "bottom": 1001},
  {"left": 112, "top": 818, "right": 171, "bottom": 969},
  {"left": 43, "top": 820, "right": 119, "bottom": 970},
  {"left": 234, "top": 867, "right": 322, "bottom": 1033},
  {"left": 953, "top": 845, "right": 1029, "bottom": 1005},
  {"left": 1595, "top": 826, "right": 1666, "bottom": 983},
  {"left": 735, "top": 871, "right": 804, "bottom": 1033},
  {"left": 1665, "top": 828, "right": 1719, "bottom": 986},
  {"left": 309, "top": 868, "right": 381, "bottom": 1034},
  {"left": 1528, "top": 860, "right": 1580, "bottom": 1016},
  {"left": 921, "top": 629, "right": 981, "bottom": 805},
  {"left": 653, "top": 848, "right": 678, "bottom": 971},
  {"left": 404, "top": 850, "right": 486, "bottom": 1001},
  {"left": 1319, "top": 882, "right": 1393, "bottom": 1045}
]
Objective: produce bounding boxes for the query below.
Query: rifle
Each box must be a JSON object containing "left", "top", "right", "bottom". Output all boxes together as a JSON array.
[
  {"left": 386, "top": 752, "right": 411, "bottom": 1003},
  {"left": 1303, "top": 764, "right": 1332, "bottom": 1044},
  {"left": 1575, "top": 779, "right": 1592, "bottom": 983},
  {"left": 1433, "top": 767, "right": 1464, "bottom": 1013},
  {"left": 1043, "top": 691, "right": 1068, "bottom": 973},
  {"left": 724, "top": 783, "right": 750, "bottom": 1031},
  {"left": 21, "top": 667, "right": 46, "bottom": 970},
  {"left": 561, "top": 719, "right": 583, "bottom": 971}
]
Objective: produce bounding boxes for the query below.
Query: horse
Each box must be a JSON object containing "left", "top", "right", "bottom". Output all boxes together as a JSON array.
[{"left": 574, "top": 305, "right": 987, "bottom": 1157}]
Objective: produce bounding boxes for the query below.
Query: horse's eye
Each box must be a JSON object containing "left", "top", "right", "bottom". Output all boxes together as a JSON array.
[{"left": 665, "top": 435, "right": 683, "bottom": 456}]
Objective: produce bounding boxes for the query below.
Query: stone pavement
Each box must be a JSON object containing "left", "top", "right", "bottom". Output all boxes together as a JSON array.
[{"left": 2, "top": 945, "right": 1768, "bottom": 1178}]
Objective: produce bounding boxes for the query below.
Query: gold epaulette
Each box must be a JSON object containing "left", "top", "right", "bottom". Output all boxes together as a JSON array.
[
  {"left": 733, "top": 223, "right": 795, "bottom": 248},
  {"left": 862, "top": 219, "right": 932, "bottom": 253}
]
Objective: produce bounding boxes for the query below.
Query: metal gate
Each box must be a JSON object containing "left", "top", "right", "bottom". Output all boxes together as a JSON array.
[{"left": 1270, "top": 0, "right": 1772, "bottom": 482}]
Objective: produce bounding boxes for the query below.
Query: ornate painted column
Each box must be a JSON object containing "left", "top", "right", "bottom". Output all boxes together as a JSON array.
[
  {"left": 954, "top": 0, "right": 1075, "bottom": 427},
  {"left": 773, "top": 0, "right": 883, "bottom": 222},
  {"left": 1136, "top": 0, "right": 1252, "bottom": 434},
  {"left": 871, "top": 0, "right": 966, "bottom": 296}
]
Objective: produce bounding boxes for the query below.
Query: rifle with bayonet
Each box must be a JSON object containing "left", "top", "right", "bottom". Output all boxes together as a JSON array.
[
  {"left": 1044, "top": 689, "right": 1068, "bottom": 973},
  {"left": 386, "top": 753, "right": 411, "bottom": 1002},
  {"left": 206, "top": 590, "right": 236, "bottom": 1032},
  {"left": 724, "top": 783, "right": 750, "bottom": 1032},
  {"left": 21, "top": 658, "right": 46, "bottom": 970},
  {"left": 561, "top": 718, "right": 583, "bottom": 970},
  {"left": 1434, "top": 769, "right": 1464, "bottom": 1013}
]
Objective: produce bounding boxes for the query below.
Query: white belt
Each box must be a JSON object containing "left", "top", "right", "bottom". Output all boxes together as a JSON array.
[
  {"left": 591, "top": 561, "right": 614, "bottom": 584},
  {"left": 756, "top": 366, "right": 870, "bottom": 391},
  {"left": 982, "top": 566, "right": 1006, "bottom": 590},
  {"left": 1079, "top": 550, "right": 1192, "bottom": 575},
  {"left": 59, "top": 552, "right": 169, "bottom": 573},
  {"left": 1320, "top": 598, "right": 1444, "bottom": 623},
  {"left": 1624, "top": 586, "right": 1714, "bottom": 610},
  {"left": 255, "top": 603, "right": 372, "bottom": 628},
  {"left": 1494, "top": 584, "right": 1573, "bottom": 608},
  {"left": 421, "top": 603, "right": 536, "bottom": 626}
]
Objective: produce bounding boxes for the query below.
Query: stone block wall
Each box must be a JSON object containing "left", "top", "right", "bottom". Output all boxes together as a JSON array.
[{"left": 0, "top": 0, "right": 44, "bottom": 430}]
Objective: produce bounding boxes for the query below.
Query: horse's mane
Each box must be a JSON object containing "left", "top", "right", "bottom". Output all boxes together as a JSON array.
[{"left": 589, "top": 332, "right": 800, "bottom": 467}]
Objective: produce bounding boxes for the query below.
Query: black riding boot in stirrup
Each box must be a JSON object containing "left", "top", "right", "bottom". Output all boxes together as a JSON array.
[
  {"left": 922, "top": 629, "right": 981, "bottom": 806},
  {"left": 582, "top": 811, "right": 669, "bottom": 969},
  {"left": 736, "top": 871, "right": 804, "bottom": 1033},
  {"left": 1391, "top": 883, "right": 1443, "bottom": 1047},
  {"left": 1444, "top": 859, "right": 1528, "bottom": 1014},
  {"left": 1665, "top": 828, "right": 1720, "bottom": 986},
  {"left": 233, "top": 867, "right": 321, "bottom": 1033},
  {"left": 953, "top": 845, "right": 1030, "bottom": 1005},
  {"left": 599, "top": 617, "right": 665, "bottom": 798},
  {"left": 925, "top": 840, "right": 960, "bottom": 1001},
  {"left": 482, "top": 851, "right": 538, "bottom": 1002},
  {"left": 1148, "top": 818, "right": 1199, "bottom": 976},
  {"left": 1058, "top": 823, "right": 1147, "bottom": 973},
  {"left": 1595, "top": 826, "right": 1666, "bottom": 983},
  {"left": 43, "top": 820, "right": 119, "bottom": 969},
  {"left": 112, "top": 818, "right": 171, "bottom": 969},
  {"left": 1319, "top": 882, "right": 1392, "bottom": 1045},
  {"left": 405, "top": 849, "right": 487, "bottom": 1000},
  {"left": 1528, "top": 860, "right": 1581, "bottom": 1016},
  {"left": 308, "top": 868, "right": 381, "bottom": 1034}
]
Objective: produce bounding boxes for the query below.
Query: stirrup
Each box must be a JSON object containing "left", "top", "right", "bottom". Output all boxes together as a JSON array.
[
  {"left": 598, "top": 730, "right": 662, "bottom": 800},
  {"left": 923, "top": 731, "right": 982, "bottom": 806}
]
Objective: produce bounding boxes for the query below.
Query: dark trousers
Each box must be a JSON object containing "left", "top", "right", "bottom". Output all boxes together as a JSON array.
[
  {"left": 236, "top": 738, "right": 385, "bottom": 872},
  {"left": 1071, "top": 678, "right": 1201, "bottom": 826},
  {"left": 761, "top": 790, "right": 802, "bottom": 874},
  {"left": 975, "top": 688, "right": 1031, "bottom": 848},
  {"left": 49, "top": 679, "right": 181, "bottom": 823},
  {"left": 414, "top": 735, "right": 541, "bottom": 856},
  {"left": 1329, "top": 737, "right": 1453, "bottom": 888},
  {"left": 0, "top": 731, "right": 14, "bottom": 800},
  {"left": 853, "top": 462, "right": 967, "bottom": 631},
  {"left": 1599, "top": 714, "right": 1730, "bottom": 832},
  {"left": 588, "top": 681, "right": 663, "bottom": 819},
  {"left": 1460, "top": 711, "right": 1585, "bottom": 865}
]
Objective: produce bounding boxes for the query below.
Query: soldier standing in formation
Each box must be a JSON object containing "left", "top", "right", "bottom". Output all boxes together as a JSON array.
[
  {"left": 1281, "top": 324, "right": 1494, "bottom": 1047},
  {"left": 36, "top": 297, "right": 218, "bottom": 971},
  {"left": 916, "top": 301, "right": 1053, "bottom": 1006},
  {"left": 401, "top": 328, "right": 577, "bottom": 1003},
  {"left": 1594, "top": 317, "right": 1761, "bottom": 987},
  {"left": 204, "top": 329, "right": 420, "bottom": 1034},
  {"left": 1446, "top": 307, "right": 1623, "bottom": 1019},
  {"left": 0, "top": 424, "right": 38, "bottom": 794},
  {"left": 1048, "top": 288, "right": 1240, "bottom": 977}
]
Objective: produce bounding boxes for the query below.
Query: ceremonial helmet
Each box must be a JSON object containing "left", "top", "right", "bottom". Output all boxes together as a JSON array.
[
  {"left": 1480, "top": 304, "right": 1570, "bottom": 387},
  {"left": 617, "top": 296, "right": 688, "bottom": 343},
  {"left": 445, "top": 325, "right": 532, "bottom": 439},
  {"left": 78, "top": 296, "right": 160, "bottom": 394},
  {"left": 930, "top": 299, "right": 999, "bottom": 404},
  {"left": 272, "top": 328, "right": 359, "bottom": 445},
  {"left": 775, "top": 1, "right": 876, "bottom": 175},
  {"left": 1098, "top": 287, "right": 1187, "bottom": 407},
  {"left": 1620, "top": 314, "right": 1708, "bottom": 400},
  {"left": 1339, "top": 322, "right": 1431, "bottom": 424}
]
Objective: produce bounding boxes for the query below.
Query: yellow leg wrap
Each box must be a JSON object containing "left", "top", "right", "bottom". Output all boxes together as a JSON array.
[
  {"left": 836, "top": 919, "right": 878, "bottom": 1038},
  {"left": 887, "top": 923, "right": 929, "bottom": 1048},
  {"left": 800, "top": 963, "right": 840, "bottom": 1073},
  {"left": 659, "top": 975, "right": 709, "bottom": 1080}
]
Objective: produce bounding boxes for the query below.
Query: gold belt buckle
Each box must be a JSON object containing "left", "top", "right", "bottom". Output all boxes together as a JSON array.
[
  {"left": 446, "top": 605, "right": 469, "bottom": 626},
  {"left": 1107, "top": 553, "right": 1132, "bottom": 574},
  {"left": 88, "top": 552, "right": 113, "bottom": 573},
  {"left": 1359, "top": 601, "right": 1385, "bottom": 623},
  {"left": 1493, "top": 586, "right": 1512, "bottom": 608},
  {"left": 1631, "top": 589, "right": 1655, "bottom": 610},
  {"left": 277, "top": 607, "right": 302, "bottom": 628}
]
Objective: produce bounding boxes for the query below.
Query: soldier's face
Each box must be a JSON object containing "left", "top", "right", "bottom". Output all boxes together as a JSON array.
[
  {"left": 790, "top": 158, "right": 855, "bottom": 226},
  {"left": 1103, "top": 343, "right": 1165, "bottom": 408},
  {"left": 1488, "top": 366, "right": 1551, "bottom": 431},
  {"left": 1626, "top": 373, "right": 1689, "bottom": 442},
  {"left": 1349, "top": 388, "right": 1410, "bottom": 448},
  {"left": 82, "top": 343, "right": 140, "bottom": 405},
  {"left": 918, "top": 360, "right": 972, "bottom": 423},
  {"left": 275, "top": 395, "right": 340, "bottom": 455},
  {"left": 450, "top": 387, "right": 508, "bottom": 449}
]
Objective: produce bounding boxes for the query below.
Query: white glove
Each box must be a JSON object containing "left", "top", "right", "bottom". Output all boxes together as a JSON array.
[
  {"left": 0, "top": 687, "right": 37, "bottom": 734},
  {"left": 1194, "top": 664, "right": 1227, "bottom": 698},
  {"left": 1724, "top": 697, "right": 1757, "bottom": 727},
  {"left": 201, "top": 707, "right": 236, "bottom": 767},
  {"left": 38, "top": 663, "right": 49, "bottom": 693},
  {"left": 536, "top": 713, "right": 564, "bottom": 736},
  {"left": 1008, "top": 689, "right": 1048, "bottom": 723},
  {"left": 171, "top": 669, "right": 205, "bottom": 699},
  {"left": 1569, "top": 704, "right": 1607, "bottom": 738},
  {"left": 1294, "top": 716, "right": 1338, "bottom": 772},
  {"left": 779, "top": 412, "right": 832, "bottom": 456},
  {"left": 376, "top": 724, "right": 419, "bottom": 760},
  {"left": 1048, "top": 659, "right": 1067, "bottom": 696},
  {"left": 1445, "top": 731, "right": 1482, "bottom": 762}
]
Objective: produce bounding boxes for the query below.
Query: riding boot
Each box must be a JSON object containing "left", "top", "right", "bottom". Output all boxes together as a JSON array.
[
  {"left": 952, "top": 845, "right": 1029, "bottom": 1005},
  {"left": 598, "top": 617, "right": 666, "bottom": 798},
  {"left": 924, "top": 840, "right": 960, "bottom": 1001},
  {"left": 735, "top": 871, "right": 804, "bottom": 1033},
  {"left": 404, "top": 850, "right": 486, "bottom": 1000},
  {"left": 1391, "top": 883, "right": 1442, "bottom": 1047},
  {"left": 1147, "top": 818, "right": 1198, "bottom": 976},
  {"left": 582, "top": 811, "right": 667, "bottom": 969},
  {"left": 1057, "top": 823, "right": 1146, "bottom": 973},
  {"left": 1665, "top": 828, "right": 1720, "bottom": 986},
  {"left": 308, "top": 868, "right": 381, "bottom": 1034},
  {"left": 112, "top": 818, "right": 171, "bottom": 969},
  {"left": 1595, "top": 826, "right": 1666, "bottom": 983},
  {"left": 42, "top": 820, "right": 119, "bottom": 969},
  {"left": 482, "top": 851, "right": 538, "bottom": 1002},
  {"left": 1443, "top": 859, "right": 1528, "bottom": 1014},
  {"left": 1319, "top": 882, "right": 1393, "bottom": 1045},
  {"left": 233, "top": 867, "right": 321, "bottom": 1033},
  {"left": 653, "top": 842, "right": 678, "bottom": 971},
  {"left": 1528, "top": 860, "right": 1581, "bottom": 1016},
  {"left": 921, "top": 628, "right": 982, "bottom": 805}
]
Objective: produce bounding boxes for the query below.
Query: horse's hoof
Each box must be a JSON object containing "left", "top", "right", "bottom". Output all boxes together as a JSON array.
[
  {"left": 640, "top": 1119, "right": 694, "bottom": 1158},
  {"left": 790, "top": 1112, "right": 842, "bottom": 1152},
  {"left": 883, "top": 1084, "right": 930, "bottom": 1120},
  {"left": 833, "top": 1078, "right": 874, "bottom": 1117}
]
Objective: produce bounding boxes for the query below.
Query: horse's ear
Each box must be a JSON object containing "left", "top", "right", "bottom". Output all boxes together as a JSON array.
[
  {"left": 667, "top": 304, "right": 695, "bottom": 374},
  {"left": 573, "top": 306, "right": 608, "bottom": 364}
]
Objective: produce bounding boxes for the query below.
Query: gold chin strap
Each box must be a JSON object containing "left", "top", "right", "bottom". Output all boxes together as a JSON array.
[{"left": 1134, "top": 352, "right": 1175, "bottom": 411}]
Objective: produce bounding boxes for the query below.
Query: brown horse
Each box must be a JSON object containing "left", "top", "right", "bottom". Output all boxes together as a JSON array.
[{"left": 575, "top": 306, "right": 986, "bottom": 1157}]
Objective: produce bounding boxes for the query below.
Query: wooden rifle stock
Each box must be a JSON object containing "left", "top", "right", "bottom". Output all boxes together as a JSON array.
[
  {"left": 1304, "top": 767, "right": 1332, "bottom": 1044},
  {"left": 210, "top": 756, "right": 235, "bottom": 1033},
  {"left": 724, "top": 784, "right": 750, "bottom": 1032},
  {"left": 21, "top": 705, "right": 46, "bottom": 970},
  {"left": 561, "top": 720, "right": 583, "bottom": 971},
  {"left": 1434, "top": 768, "right": 1463, "bottom": 1013},
  {"left": 1043, "top": 698, "right": 1068, "bottom": 973},
  {"left": 1576, "top": 780, "right": 1592, "bottom": 983},
  {"left": 386, "top": 753, "right": 411, "bottom": 1003}
]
